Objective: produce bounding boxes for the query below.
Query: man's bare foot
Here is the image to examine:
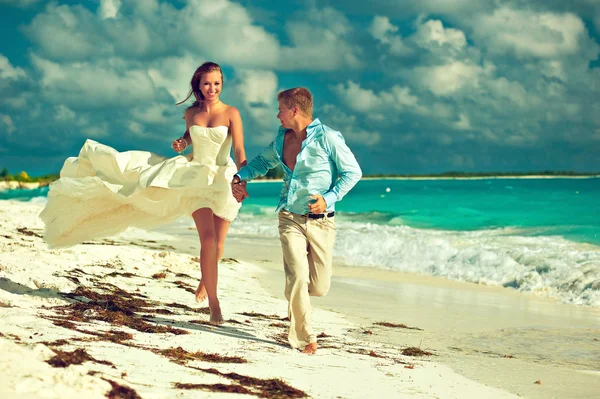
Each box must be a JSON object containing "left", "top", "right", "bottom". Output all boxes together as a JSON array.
[
  {"left": 209, "top": 303, "right": 224, "bottom": 325},
  {"left": 302, "top": 342, "right": 318, "bottom": 354},
  {"left": 195, "top": 280, "right": 207, "bottom": 303}
]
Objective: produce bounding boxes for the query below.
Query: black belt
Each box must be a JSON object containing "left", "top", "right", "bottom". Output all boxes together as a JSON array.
[{"left": 306, "top": 212, "right": 335, "bottom": 219}]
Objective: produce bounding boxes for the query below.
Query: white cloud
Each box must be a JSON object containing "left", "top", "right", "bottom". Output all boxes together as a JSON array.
[
  {"left": 130, "top": 0, "right": 159, "bottom": 16},
  {"left": 147, "top": 54, "right": 201, "bottom": 104},
  {"left": 2, "top": 115, "right": 16, "bottom": 135},
  {"left": 280, "top": 7, "right": 362, "bottom": 70},
  {"left": 485, "top": 77, "right": 531, "bottom": 107},
  {"left": 235, "top": 69, "right": 278, "bottom": 130},
  {"left": 128, "top": 121, "right": 143, "bottom": 136},
  {"left": 30, "top": 54, "right": 156, "bottom": 108},
  {"left": 454, "top": 113, "right": 472, "bottom": 130},
  {"left": 99, "top": 0, "right": 121, "bottom": 19},
  {"left": 25, "top": 4, "right": 110, "bottom": 61},
  {"left": 472, "top": 7, "right": 586, "bottom": 58},
  {"left": 182, "top": 0, "right": 280, "bottom": 68},
  {"left": 415, "top": 20, "right": 466, "bottom": 50},
  {"left": 55, "top": 105, "right": 76, "bottom": 121},
  {"left": 369, "top": 16, "right": 412, "bottom": 56},
  {"left": 131, "top": 103, "right": 177, "bottom": 125},
  {"left": 0, "top": 55, "right": 27, "bottom": 80},
  {"left": 332, "top": 81, "right": 420, "bottom": 113},
  {"left": 24, "top": 0, "right": 361, "bottom": 72},
  {"left": 415, "top": 61, "right": 488, "bottom": 96},
  {"left": 83, "top": 124, "right": 108, "bottom": 138},
  {"left": 0, "top": 0, "right": 41, "bottom": 7},
  {"left": 320, "top": 104, "right": 381, "bottom": 146}
]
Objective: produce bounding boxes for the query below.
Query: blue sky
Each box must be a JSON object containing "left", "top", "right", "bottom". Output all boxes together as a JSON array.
[{"left": 1, "top": 0, "right": 599, "bottom": 176}]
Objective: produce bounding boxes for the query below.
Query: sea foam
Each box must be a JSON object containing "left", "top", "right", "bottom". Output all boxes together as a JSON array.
[{"left": 229, "top": 213, "right": 600, "bottom": 307}]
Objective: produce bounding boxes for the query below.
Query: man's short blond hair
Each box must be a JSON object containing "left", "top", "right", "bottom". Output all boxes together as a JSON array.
[{"left": 278, "top": 87, "right": 313, "bottom": 118}]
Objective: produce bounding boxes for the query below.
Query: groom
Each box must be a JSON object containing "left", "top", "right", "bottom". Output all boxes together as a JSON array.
[{"left": 231, "top": 87, "right": 362, "bottom": 354}]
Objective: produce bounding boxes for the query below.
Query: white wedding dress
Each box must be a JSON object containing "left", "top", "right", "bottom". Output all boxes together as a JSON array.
[{"left": 40, "top": 125, "right": 241, "bottom": 247}]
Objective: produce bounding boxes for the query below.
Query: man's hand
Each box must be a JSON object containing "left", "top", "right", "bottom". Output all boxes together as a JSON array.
[
  {"left": 308, "top": 194, "right": 326, "bottom": 214},
  {"left": 231, "top": 176, "right": 249, "bottom": 203}
]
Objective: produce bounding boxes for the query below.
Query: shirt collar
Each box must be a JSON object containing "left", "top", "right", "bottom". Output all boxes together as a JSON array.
[{"left": 306, "top": 118, "right": 321, "bottom": 139}]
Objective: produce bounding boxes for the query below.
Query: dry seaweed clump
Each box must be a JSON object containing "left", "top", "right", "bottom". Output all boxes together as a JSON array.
[
  {"left": 52, "top": 286, "right": 189, "bottom": 336},
  {"left": 46, "top": 348, "right": 113, "bottom": 368},
  {"left": 238, "top": 311, "right": 285, "bottom": 320},
  {"left": 402, "top": 347, "right": 432, "bottom": 357},
  {"left": 175, "top": 382, "right": 252, "bottom": 394},
  {"left": 177, "top": 367, "right": 307, "bottom": 399},
  {"left": 374, "top": 321, "right": 423, "bottom": 330},
  {"left": 152, "top": 272, "right": 167, "bottom": 279},
  {"left": 158, "top": 346, "right": 247, "bottom": 364},
  {"left": 103, "top": 378, "right": 143, "bottom": 399}
]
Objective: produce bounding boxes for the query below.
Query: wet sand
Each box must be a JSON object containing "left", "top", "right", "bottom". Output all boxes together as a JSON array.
[{"left": 220, "top": 235, "right": 600, "bottom": 399}]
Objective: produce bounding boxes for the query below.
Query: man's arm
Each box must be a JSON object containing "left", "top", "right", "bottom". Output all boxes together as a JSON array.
[
  {"left": 235, "top": 140, "right": 281, "bottom": 182},
  {"left": 321, "top": 130, "right": 362, "bottom": 208}
]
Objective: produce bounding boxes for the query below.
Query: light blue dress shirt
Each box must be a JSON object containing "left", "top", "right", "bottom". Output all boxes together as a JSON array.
[{"left": 236, "top": 118, "right": 362, "bottom": 215}]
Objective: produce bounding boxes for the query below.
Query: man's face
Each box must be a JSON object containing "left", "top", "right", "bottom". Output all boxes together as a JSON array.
[{"left": 277, "top": 100, "right": 294, "bottom": 128}]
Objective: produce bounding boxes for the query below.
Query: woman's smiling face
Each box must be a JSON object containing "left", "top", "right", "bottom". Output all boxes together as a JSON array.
[{"left": 199, "top": 70, "right": 222, "bottom": 101}]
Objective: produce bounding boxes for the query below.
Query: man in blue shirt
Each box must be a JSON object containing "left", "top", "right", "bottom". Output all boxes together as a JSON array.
[{"left": 232, "top": 87, "right": 362, "bottom": 354}]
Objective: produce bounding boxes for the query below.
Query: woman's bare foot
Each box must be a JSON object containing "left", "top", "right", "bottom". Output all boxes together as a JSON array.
[
  {"left": 209, "top": 301, "right": 224, "bottom": 325},
  {"left": 195, "top": 280, "right": 207, "bottom": 303},
  {"left": 302, "top": 342, "right": 318, "bottom": 354}
]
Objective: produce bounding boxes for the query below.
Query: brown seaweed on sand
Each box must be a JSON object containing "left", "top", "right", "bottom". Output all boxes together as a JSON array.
[
  {"left": 175, "top": 383, "right": 253, "bottom": 394},
  {"left": 173, "top": 280, "right": 195, "bottom": 294},
  {"left": 157, "top": 346, "right": 247, "bottom": 364},
  {"left": 16, "top": 227, "right": 42, "bottom": 238},
  {"left": 178, "top": 366, "right": 308, "bottom": 399},
  {"left": 374, "top": 321, "right": 423, "bottom": 330},
  {"left": 51, "top": 286, "right": 189, "bottom": 335},
  {"left": 238, "top": 311, "right": 285, "bottom": 320},
  {"left": 103, "top": 378, "right": 142, "bottom": 399},
  {"left": 402, "top": 347, "right": 432, "bottom": 356},
  {"left": 46, "top": 348, "right": 114, "bottom": 368}
]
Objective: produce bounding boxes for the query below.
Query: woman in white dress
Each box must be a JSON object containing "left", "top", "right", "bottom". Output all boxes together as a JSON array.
[{"left": 40, "top": 62, "right": 247, "bottom": 324}]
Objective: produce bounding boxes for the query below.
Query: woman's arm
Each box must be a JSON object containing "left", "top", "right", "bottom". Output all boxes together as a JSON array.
[
  {"left": 172, "top": 108, "right": 194, "bottom": 152},
  {"left": 228, "top": 106, "right": 247, "bottom": 170}
]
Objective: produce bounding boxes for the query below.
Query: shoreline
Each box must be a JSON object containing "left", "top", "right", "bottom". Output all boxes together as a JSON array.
[
  {"left": 1, "top": 173, "right": 597, "bottom": 191},
  {"left": 248, "top": 175, "right": 600, "bottom": 183}
]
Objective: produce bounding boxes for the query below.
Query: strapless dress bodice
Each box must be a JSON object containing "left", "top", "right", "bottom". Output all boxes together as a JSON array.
[{"left": 189, "top": 125, "right": 233, "bottom": 166}]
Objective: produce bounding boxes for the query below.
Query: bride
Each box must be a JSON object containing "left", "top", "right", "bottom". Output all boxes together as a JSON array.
[{"left": 40, "top": 62, "right": 247, "bottom": 324}]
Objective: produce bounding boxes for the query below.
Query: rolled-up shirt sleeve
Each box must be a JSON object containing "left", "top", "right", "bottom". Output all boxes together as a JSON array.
[
  {"left": 322, "top": 129, "right": 362, "bottom": 208},
  {"left": 236, "top": 140, "right": 280, "bottom": 182}
]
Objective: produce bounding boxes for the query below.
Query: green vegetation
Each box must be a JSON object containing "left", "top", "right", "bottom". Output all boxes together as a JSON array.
[
  {"left": 0, "top": 168, "right": 59, "bottom": 183},
  {"left": 262, "top": 164, "right": 284, "bottom": 179}
]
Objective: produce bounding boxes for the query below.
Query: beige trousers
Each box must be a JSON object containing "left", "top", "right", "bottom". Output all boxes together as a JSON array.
[{"left": 278, "top": 210, "right": 336, "bottom": 349}]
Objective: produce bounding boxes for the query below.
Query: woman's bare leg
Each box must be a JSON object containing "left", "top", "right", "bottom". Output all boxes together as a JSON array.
[
  {"left": 193, "top": 215, "right": 232, "bottom": 303},
  {"left": 192, "top": 208, "right": 223, "bottom": 325},
  {"left": 213, "top": 214, "right": 231, "bottom": 262}
]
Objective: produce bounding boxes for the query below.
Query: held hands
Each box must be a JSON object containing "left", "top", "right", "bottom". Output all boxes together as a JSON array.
[
  {"left": 171, "top": 138, "right": 187, "bottom": 153},
  {"left": 231, "top": 176, "right": 249, "bottom": 203},
  {"left": 308, "top": 194, "right": 327, "bottom": 214}
]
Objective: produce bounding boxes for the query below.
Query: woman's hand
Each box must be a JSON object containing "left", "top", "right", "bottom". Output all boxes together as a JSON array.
[{"left": 171, "top": 138, "right": 187, "bottom": 153}]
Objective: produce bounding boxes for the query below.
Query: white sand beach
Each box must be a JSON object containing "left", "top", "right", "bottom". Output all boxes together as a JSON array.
[{"left": 1, "top": 201, "right": 598, "bottom": 398}]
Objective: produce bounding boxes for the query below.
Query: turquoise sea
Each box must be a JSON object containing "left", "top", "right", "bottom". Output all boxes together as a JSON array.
[{"left": 3, "top": 177, "right": 600, "bottom": 306}]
